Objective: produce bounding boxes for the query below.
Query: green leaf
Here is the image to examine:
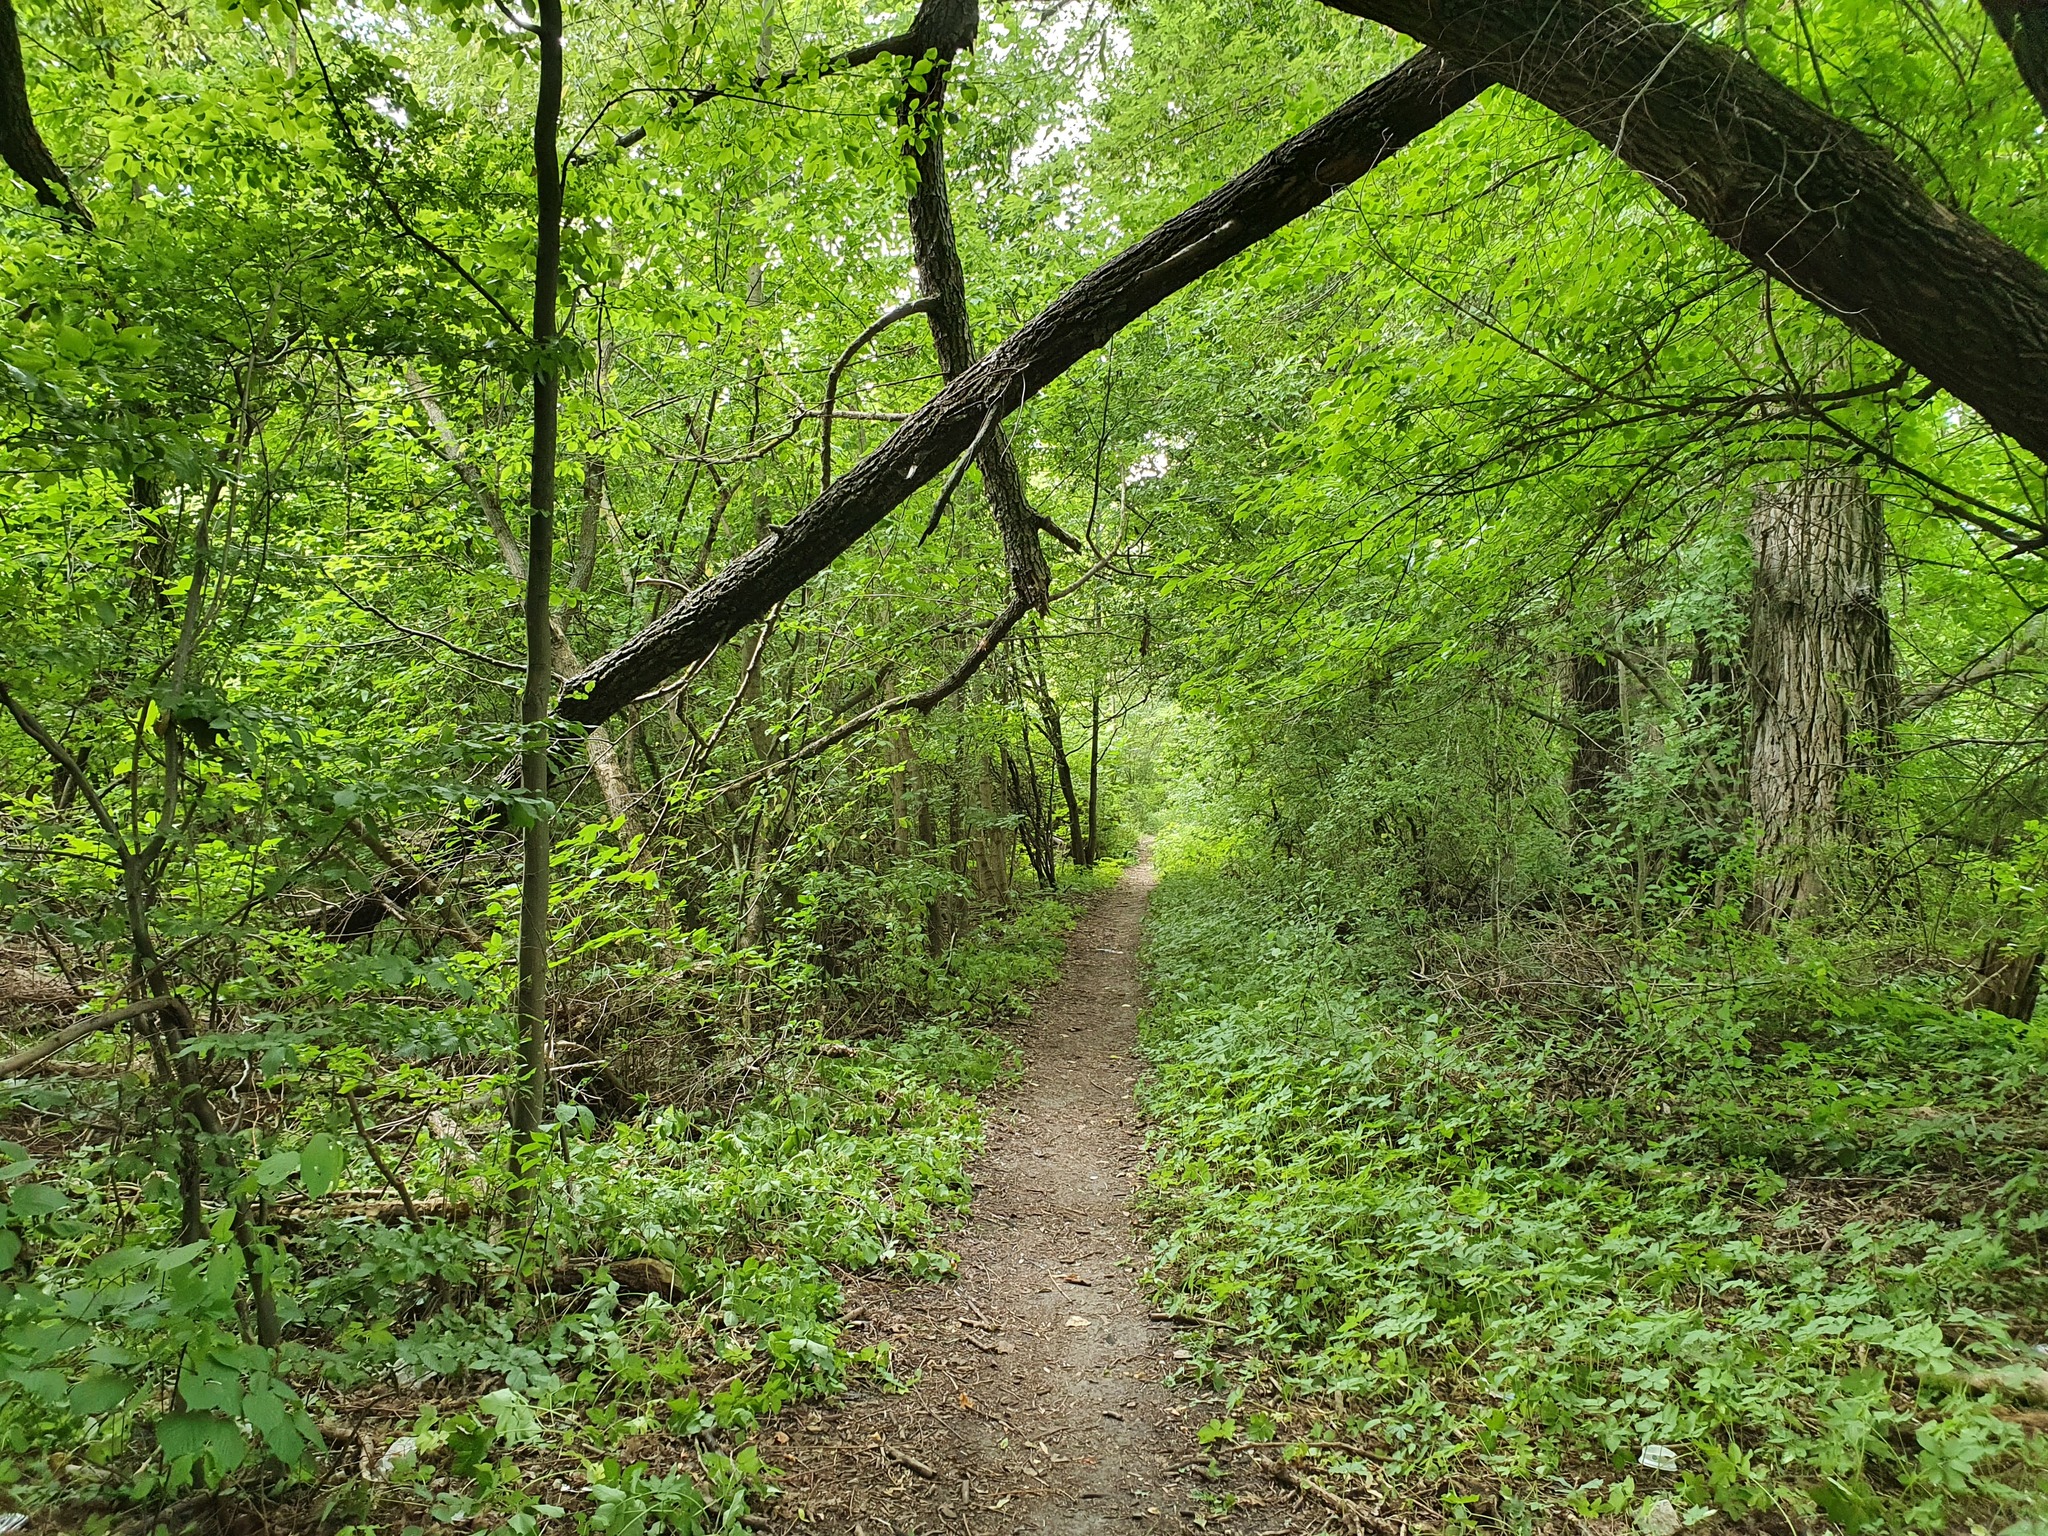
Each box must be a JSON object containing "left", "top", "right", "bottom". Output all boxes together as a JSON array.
[
  {"left": 255, "top": 1149, "right": 300, "bottom": 1186},
  {"left": 70, "top": 1372, "right": 136, "bottom": 1415},
  {"left": 7, "top": 1369, "right": 69, "bottom": 1406},
  {"left": 8, "top": 1182, "right": 68, "bottom": 1219},
  {"left": 179, "top": 1365, "right": 243, "bottom": 1416},
  {"left": 155, "top": 1411, "right": 248, "bottom": 1478},
  {"left": 242, "top": 1385, "right": 311, "bottom": 1464},
  {"left": 299, "top": 1133, "right": 344, "bottom": 1198}
]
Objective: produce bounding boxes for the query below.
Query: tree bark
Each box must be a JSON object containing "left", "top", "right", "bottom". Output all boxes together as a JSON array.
[
  {"left": 513, "top": 0, "right": 565, "bottom": 1148},
  {"left": 1562, "top": 648, "right": 1621, "bottom": 822},
  {"left": 0, "top": 0, "right": 87, "bottom": 224},
  {"left": 897, "top": 0, "right": 1053, "bottom": 611},
  {"left": 1083, "top": 689, "right": 1101, "bottom": 866},
  {"left": 1964, "top": 940, "right": 2042, "bottom": 1021},
  {"left": 559, "top": 51, "right": 1484, "bottom": 728},
  {"left": 1982, "top": 0, "right": 2048, "bottom": 120},
  {"left": 1744, "top": 471, "right": 1896, "bottom": 923},
  {"left": 1316, "top": 0, "right": 2048, "bottom": 462}
]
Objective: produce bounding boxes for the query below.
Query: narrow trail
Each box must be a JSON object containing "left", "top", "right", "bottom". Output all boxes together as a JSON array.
[{"left": 766, "top": 855, "right": 1272, "bottom": 1534}]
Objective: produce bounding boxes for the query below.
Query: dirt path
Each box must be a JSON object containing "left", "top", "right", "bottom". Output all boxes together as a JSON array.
[{"left": 764, "top": 855, "right": 1272, "bottom": 1534}]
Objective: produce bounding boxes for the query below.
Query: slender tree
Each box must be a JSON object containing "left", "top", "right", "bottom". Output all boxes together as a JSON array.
[{"left": 514, "top": 0, "right": 566, "bottom": 1148}]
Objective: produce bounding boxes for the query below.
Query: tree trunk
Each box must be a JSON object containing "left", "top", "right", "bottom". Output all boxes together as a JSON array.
[
  {"left": 513, "top": 0, "right": 565, "bottom": 1148},
  {"left": 1315, "top": 0, "right": 2048, "bottom": 462},
  {"left": 899, "top": 0, "right": 1052, "bottom": 613},
  {"left": 1744, "top": 472, "right": 1896, "bottom": 924},
  {"left": 1982, "top": 0, "right": 2048, "bottom": 121},
  {"left": 0, "top": 0, "right": 87, "bottom": 223},
  {"left": 1042, "top": 705, "right": 1086, "bottom": 864},
  {"left": 557, "top": 53, "right": 1483, "bottom": 727},
  {"left": 1562, "top": 648, "right": 1621, "bottom": 822},
  {"left": 1964, "top": 940, "right": 2042, "bottom": 1021},
  {"left": 1083, "top": 691, "right": 1101, "bottom": 866}
]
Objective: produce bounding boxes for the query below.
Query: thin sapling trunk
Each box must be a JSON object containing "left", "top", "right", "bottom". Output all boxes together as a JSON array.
[{"left": 514, "top": 0, "right": 565, "bottom": 1151}]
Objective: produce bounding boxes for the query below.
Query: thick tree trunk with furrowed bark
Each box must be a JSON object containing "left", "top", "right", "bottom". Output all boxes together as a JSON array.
[{"left": 1744, "top": 472, "right": 1896, "bottom": 924}]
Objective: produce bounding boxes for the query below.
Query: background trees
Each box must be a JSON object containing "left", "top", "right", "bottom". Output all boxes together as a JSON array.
[{"left": 5, "top": 0, "right": 2048, "bottom": 1522}]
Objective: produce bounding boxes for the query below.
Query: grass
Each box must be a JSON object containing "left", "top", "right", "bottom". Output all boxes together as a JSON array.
[{"left": 1137, "top": 831, "right": 2048, "bottom": 1534}]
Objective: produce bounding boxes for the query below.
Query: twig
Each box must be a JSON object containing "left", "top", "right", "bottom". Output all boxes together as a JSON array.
[
  {"left": 822, "top": 297, "right": 937, "bottom": 490},
  {"left": 884, "top": 1444, "right": 938, "bottom": 1478},
  {"left": 346, "top": 1093, "right": 423, "bottom": 1229},
  {"left": 0, "top": 997, "right": 173, "bottom": 1077},
  {"left": 299, "top": 20, "right": 526, "bottom": 335},
  {"left": 1263, "top": 1458, "right": 1397, "bottom": 1534},
  {"left": 706, "top": 594, "right": 1030, "bottom": 800},
  {"left": 683, "top": 603, "right": 782, "bottom": 781},
  {"left": 332, "top": 582, "right": 521, "bottom": 673},
  {"left": 918, "top": 394, "right": 1006, "bottom": 544}
]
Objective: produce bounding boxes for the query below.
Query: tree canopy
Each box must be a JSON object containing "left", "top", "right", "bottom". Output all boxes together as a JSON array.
[{"left": 5, "top": 0, "right": 2048, "bottom": 1523}]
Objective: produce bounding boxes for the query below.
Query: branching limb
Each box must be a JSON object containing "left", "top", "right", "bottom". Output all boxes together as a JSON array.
[
  {"left": 0, "top": 997, "right": 172, "bottom": 1079},
  {"left": 920, "top": 392, "right": 1008, "bottom": 543},
  {"left": 822, "top": 297, "right": 938, "bottom": 490},
  {"left": 1899, "top": 614, "right": 2048, "bottom": 718},
  {"left": 707, "top": 594, "right": 1031, "bottom": 801},
  {"left": 406, "top": 362, "right": 527, "bottom": 577},
  {"left": 558, "top": 51, "right": 1486, "bottom": 727},
  {"left": 1314, "top": 0, "right": 2048, "bottom": 459},
  {"left": 333, "top": 581, "right": 523, "bottom": 673},
  {"left": 0, "top": 0, "right": 88, "bottom": 225}
]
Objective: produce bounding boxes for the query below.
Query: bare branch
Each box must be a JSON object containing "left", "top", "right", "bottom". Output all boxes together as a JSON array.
[{"left": 823, "top": 297, "right": 938, "bottom": 490}]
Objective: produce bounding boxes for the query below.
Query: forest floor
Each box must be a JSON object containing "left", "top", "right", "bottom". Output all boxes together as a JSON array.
[{"left": 762, "top": 854, "right": 1277, "bottom": 1535}]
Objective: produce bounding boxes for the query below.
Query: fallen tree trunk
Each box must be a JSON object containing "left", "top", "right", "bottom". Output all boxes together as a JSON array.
[
  {"left": 558, "top": 49, "right": 1486, "bottom": 727},
  {"left": 1314, "top": 0, "right": 2048, "bottom": 462}
]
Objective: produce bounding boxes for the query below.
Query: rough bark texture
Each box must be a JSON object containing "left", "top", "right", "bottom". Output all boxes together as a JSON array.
[
  {"left": 1317, "top": 0, "right": 2048, "bottom": 461},
  {"left": 0, "top": 0, "right": 86, "bottom": 223},
  {"left": 1983, "top": 0, "right": 2048, "bottom": 120},
  {"left": 1965, "top": 940, "right": 2043, "bottom": 1022},
  {"left": 559, "top": 51, "right": 1486, "bottom": 727},
  {"left": 1745, "top": 472, "right": 1896, "bottom": 923},
  {"left": 1563, "top": 649, "right": 1621, "bottom": 817},
  {"left": 898, "top": 0, "right": 1053, "bottom": 610}
]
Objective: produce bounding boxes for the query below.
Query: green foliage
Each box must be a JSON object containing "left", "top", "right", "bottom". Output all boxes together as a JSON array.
[{"left": 1140, "top": 836, "right": 2048, "bottom": 1531}]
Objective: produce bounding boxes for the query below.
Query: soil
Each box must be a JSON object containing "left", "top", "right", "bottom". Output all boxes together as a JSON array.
[{"left": 762, "top": 854, "right": 1282, "bottom": 1535}]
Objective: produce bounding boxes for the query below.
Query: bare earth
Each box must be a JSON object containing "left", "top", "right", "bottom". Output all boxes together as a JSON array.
[{"left": 762, "top": 855, "right": 1279, "bottom": 1535}]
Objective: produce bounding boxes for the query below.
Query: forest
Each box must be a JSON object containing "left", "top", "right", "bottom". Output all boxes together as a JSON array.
[{"left": 3, "top": 0, "right": 2048, "bottom": 1525}]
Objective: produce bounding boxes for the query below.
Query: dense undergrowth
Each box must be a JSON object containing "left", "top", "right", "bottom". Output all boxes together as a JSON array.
[
  {"left": 4, "top": 874, "right": 1107, "bottom": 1533},
  {"left": 1139, "top": 829, "right": 2048, "bottom": 1535}
]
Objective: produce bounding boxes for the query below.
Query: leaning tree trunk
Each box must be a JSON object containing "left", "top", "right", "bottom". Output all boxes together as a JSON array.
[{"left": 1744, "top": 472, "right": 1897, "bottom": 924}]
